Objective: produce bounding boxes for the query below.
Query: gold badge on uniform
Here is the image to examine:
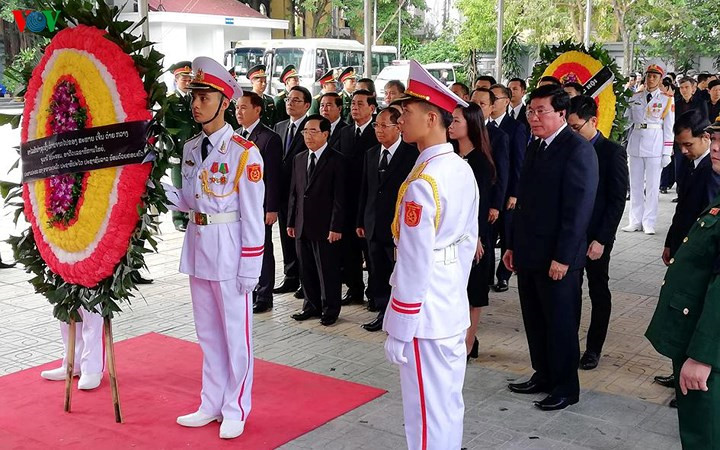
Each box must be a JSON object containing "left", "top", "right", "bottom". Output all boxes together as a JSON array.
[
  {"left": 404, "top": 201, "right": 422, "bottom": 227},
  {"left": 247, "top": 163, "right": 262, "bottom": 183}
]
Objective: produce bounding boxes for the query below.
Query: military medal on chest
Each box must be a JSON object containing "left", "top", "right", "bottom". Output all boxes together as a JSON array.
[{"left": 209, "top": 162, "right": 229, "bottom": 184}]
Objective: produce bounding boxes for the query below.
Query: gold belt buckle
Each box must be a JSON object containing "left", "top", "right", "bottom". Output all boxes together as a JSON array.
[{"left": 194, "top": 212, "right": 208, "bottom": 225}]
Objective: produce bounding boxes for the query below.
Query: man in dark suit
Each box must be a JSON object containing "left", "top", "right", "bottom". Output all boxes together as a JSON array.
[
  {"left": 567, "top": 95, "right": 629, "bottom": 370},
  {"left": 337, "top": 89, "right": 379, "bottom": 305},
  {"left": 273, "top": 86, "right": 311, "bottom": 298},
  {"left": 490, "top": 84, "right": 529, "bottom": 293},
  {"left": 471, "top": 87, "right": 510, "bottom": 288},
  {"left": 287, "top": 115, "right": 346, "bottom": 326},
  {"left": 356, "top": 107, "right": 417, "bottom": 331},
  {"left": 236, "top": 91, "right": 283, "bottom": 313},
  {"left": 508, "top": 77, "right": 529, "bottom": 130},
  {"left": 319, "top": 92, "right": 347, "bottom": 149},
  {"left": 503, "top": 85, "right": 599, "bottom": 411}
]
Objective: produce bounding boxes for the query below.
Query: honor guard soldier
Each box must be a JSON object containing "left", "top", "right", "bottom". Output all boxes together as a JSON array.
[
  {"left": 166, "top": 61, "right": 201, "bottom": 231},
  {"left": 309, "top": 69, "right": 337, "bottom": 115},
  {"left": 247, "top": 64, "right": 277, "bottom": 127},
  {"left": 339, "top": 67, "right": 357, "bottom": 121},
  {"left": 160, "top": 56, "right": 265, "bottom": 440},
  {"left": 623, "top": 60, "right": 675, "bottom": 235},
  {"left": 383, "top": 60, "right": 479, "bottom": 450},
  {"left": 646, "top": 118, "right": 720, "bottom": 449},
  {"left": 274, "top": 65, "right": 300, "bottom": 123}
]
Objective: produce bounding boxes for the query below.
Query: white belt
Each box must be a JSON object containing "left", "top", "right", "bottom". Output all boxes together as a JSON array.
[
  {"left": 189, "top": 210, "right": 240, "bottom": 225},
  {"left": 638, "top": 123, "right": 662, "bottom": 129},
  {"left": 434, "top": 235, "right": 469, "bottom": 264}
]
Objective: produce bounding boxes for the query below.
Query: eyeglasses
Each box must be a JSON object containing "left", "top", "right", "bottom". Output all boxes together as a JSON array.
[
  {"left": 526, "top": 108, "right": 558, "bottom": 118},
  {"left": 372, "top": 123, "right": 397, "bottom": 129},
  {"left": 300, "top": 129, "right": 324, "bottom": 136},
  {"left": 287, "top": 98, "right": 306, "bottom": 105},
  {"left": 570, "top": 119, "right": 589, "bottom": 132}
]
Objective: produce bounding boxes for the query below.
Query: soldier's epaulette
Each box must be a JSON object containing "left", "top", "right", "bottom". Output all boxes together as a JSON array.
[
  {"left": 313, "top": 93, "right": 321, "bottom": 99},
  {"left": 186, "top": 131, "right": 203, "bottom": 147},
  {"left": 276, "top": 91, "right": 287, "bottom": 99},
  {"left": 231, "top": 133, "right": 255, "bottom": 150}
]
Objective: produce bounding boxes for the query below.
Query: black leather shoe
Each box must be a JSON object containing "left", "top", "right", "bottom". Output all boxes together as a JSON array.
[
  {"left": 493, "top": 280, "right": 509, "bottom": 292},
  {"left": 0, "top": 260, "right": 16, "bottom": 269},
  {"left": 468, "top": 337, "right": 479, "bottom": 359},
  {"left": 253, "top": 301, "right": 273, "bottom": 314},
  {"left": 580, "top": 351, "right": 600, "bottom": 370},
  {"left": 534, "top": 394, "right": 578, "bottom": 411},
  {"left": 341, "top": 291, "right": 363, "bottom": 306},
  {"left": 362, "top": 317, "right": 383, "bottom": 332},
  {"left": 132, "top": 273, "right": 153, "bottom": 284},
  {"left": 669, "top": 398, "right": 677, "bottom": 408},
  {"left": 273, "top": 279, "right": 300, "bottom": 294},
  {"left": 320, "top": 315, "right": 338, "bottom": 326},
  {"left": 291, "top": 310, "right": 317, "bottom": 321},
  {"left": 294, "top": 287, "right": 304, "bottom": 299},
  {"left": 508, "top": 379, "right": 549, "bottom": 394},
  {"left": 654, "top": 374, "right": 675, "bottom": 388}
]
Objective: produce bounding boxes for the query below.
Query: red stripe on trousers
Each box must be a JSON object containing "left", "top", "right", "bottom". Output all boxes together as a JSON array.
[
  {"left": 414, "top": 338, "right": 428, "bottom": 450},
  {"left": 237, "top": 292, "right": 252, "bottom": 421}
]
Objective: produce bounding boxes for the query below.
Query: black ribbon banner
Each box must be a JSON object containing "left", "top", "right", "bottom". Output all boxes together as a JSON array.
[
  {"left": 21, "top": 120, "right": 150, "bottom": 183},
  {"left": 583, "top": 66, "right": 615, "bottom": 99}
]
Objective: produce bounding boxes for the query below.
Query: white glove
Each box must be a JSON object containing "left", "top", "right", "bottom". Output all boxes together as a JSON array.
[
  {"left": 384, "top": 335, "right": 409, "bottom": 365},
  {"left": 236, "top": 276, "right": 258, "bottom": 294},
  {"left": 662, "top": 155, "right": 672, "bottom": 168}
]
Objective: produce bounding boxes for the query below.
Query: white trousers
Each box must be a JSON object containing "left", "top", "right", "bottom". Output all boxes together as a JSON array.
[
  {"left": 628, "top": 155, "right": 662, "bottom": 229},
  {"left": 189, "top": 276, "right": 253, "bottom": 421},
  {"left": 399, "top": 333, "right": 466, "bottom": 450},
  {"left": 59, "top": 308, "right": 104, "bottom": 374}
]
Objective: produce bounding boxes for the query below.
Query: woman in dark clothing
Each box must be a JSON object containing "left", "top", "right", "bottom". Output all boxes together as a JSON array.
[{"left": 449, "top": 102, "right": 496, "bottom": 359}]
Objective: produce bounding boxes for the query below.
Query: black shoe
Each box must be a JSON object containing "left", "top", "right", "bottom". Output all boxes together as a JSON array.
[
  {"left": 253, "top": 301, "right": 273, "bottom": 314},
  {"left": 341, "top": 291, "right": 364, "bottom": 306},
  {"left": 580, "top": 351, "right": 600, "bottom": 370},
  {"left": 0, "top": 261, "right": 16, "bottom": 269},
  {"left": 291, "top": 310, "right": 317, "bottom": 321},
  {"left": 273, "top": 279, "right": 300, "bottom": 294},
  {"left": 468, "top": 337, "right": 479, "bottom": 359},
  {"left": 493, "top": 280, "right": 509, "bottom": 292},
  {"left": 671, "top": 197, "right": 679, "bottom": 203},
  {"left": 294, "top": 287, "right": 304, "bottom": 299},
  {"left": 660, "top": 187, "right": 668, "bottom": 194},
  {"left": 669, "top": 398, "right": 677, "bottom": 408},
  {"left": 362, "top": 317, "right": 383, "bottom": 332},
  {"left": 508, "top": 379, "right": 549, "bottom": 394},
  {"left": 320, "top": 315, "right": 338, "bottom": 326},
  {"left": 654, "top": 374, "right": 675, "bottom": 388},
  {"left": 534, "top": 394, "right": 578, "bottom": 411},
  {"left": 132, "top": 273, "right": 153, "bottom": 284}
]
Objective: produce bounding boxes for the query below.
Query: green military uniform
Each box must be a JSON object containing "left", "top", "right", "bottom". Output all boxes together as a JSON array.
[
  {"left": 165, "top": 61, "right": 200, "bottom": 230},
  {"left": 338, "top": 67, "right": 357, "bottom": 123},
  {"left": 260, "top": 93, "right": 276, "bottom": 127},
  {"left": 309, "top": 93, "right": 322, "bottom": 115},
  {"left": 309, "top": 69, "right": 336, "bottom": 115},
  {"left": 275, "top": 90, "right": 289, "bottom": 123},
  {"left": 646, "top": 195, "right": 720, "bottom": 448}
]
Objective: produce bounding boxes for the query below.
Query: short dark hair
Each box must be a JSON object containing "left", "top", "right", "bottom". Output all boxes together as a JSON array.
[
  {"left": 352, "top": 89, "right": 377, "bottom": 107},
  {"left": 563, "top": 82, "right": 584, "bottom": 94},
  {"left": 508, "top": 77, "right": 527, "bottom": 90},
  {"left": 378, "top": 107, "right": 401, "bottom": 124},
  {"left": 663, "top": 77, "right": 676, "bottom": 92},
  {"left": 451, "top": 82, "right": 470, "bottom": 97},
  {"left": 667, "top": 72, "right": 676, "bottom": 81},
  {"left": 679, "top": 76, "right": 697, "bottom": 86},
  {"left": 290, "top": 85, "right": 312, "bottom": 104},
  {"left": 472, "top": 87, "right": 496, "bottom": 104},
  {"left": 357, "top": 78, "right": 376, "bottom": 94},
  {"left": 528, "top": 84, "right": 570, "bottom": 114},
  {"left": 673, "top": 109, "right": 710, "bottom": 137},
  {"left": 539, "top": 75, "right": 562, "bottom": 86},
  {"left": 698, "top": 73, "right": 712, "bottom": 84},
  {"left": 568, "top": 95, "right": 598, "bottom": 120},
  {"left": 476, "top": 75, "right": 497, "bottom": 85},
  {"left": 320, "top": 92, "right": 342, "bottom": 107},
  {"left": 305, "top": 114, "right": 331, "bottom": 133},
  {"left": 385, "top": 79, "right": 405, "bottom": 93},
  {"left": 490, "top": 84, "right": 511, "bottom": 100},
  {"left": 708, "top": 80, "right": 720, "bottom": 90},
  {"left": 241, "top": 91, "right": 264, "bottom": 109}
]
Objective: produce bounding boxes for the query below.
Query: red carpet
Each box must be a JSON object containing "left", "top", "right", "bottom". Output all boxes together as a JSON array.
[{"left": 0, "top": 332, "right": 385, "bottom": 449}]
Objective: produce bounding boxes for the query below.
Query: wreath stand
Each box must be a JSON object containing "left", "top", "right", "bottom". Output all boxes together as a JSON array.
[{"left": 63, "top": 317, "right": 123, "bottom": 423}]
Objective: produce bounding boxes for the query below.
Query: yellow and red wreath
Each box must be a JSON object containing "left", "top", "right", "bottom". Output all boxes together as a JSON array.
[{"left": 20, "top": 25, "right": 151, "bottom": 288}]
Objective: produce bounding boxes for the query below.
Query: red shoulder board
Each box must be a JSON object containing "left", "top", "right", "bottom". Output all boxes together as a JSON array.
[
  {"left": 231, "top": 134, "right": 254, "bottom": 150},
  {"left": 404, "top": 201, "right": 422, "bottom": 227},
  {"left": 710, "top": 208, "right": 719, "bottom": 216},
  {"left": 247, "top": 163, "right": 262, "bottom": 183}
]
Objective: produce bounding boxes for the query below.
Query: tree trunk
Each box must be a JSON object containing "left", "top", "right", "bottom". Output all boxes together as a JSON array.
[{"left": 612, "top": 0, "right": 631, "bottom": 75}]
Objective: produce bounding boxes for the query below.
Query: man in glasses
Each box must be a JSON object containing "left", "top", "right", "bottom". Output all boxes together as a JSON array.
[
  {"left": 567, "top": 95, "right": 629, "bottom": 371},
  {"left": 503, "top": 85, "right": 598, "bottom": 411}
]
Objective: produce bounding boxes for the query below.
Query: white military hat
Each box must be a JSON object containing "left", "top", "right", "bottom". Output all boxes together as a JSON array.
[
  {"left": 400, "top": 60, "right": 468, "bottom": 113},
  {"left": 645, "top": 60, "right": 666, "bottom": 77},
  {"left": 189, "top": 56, "right": 243, "bottom": 101}
]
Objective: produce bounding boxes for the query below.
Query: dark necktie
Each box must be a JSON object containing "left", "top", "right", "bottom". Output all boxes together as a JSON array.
[
  {"left": 538, "top": 140, "right": 548, "bottom": 153},
  {"left": 646, "top": 92, "right": 652, "bottom": 103},
  {"left": 241, "top": 129, "right": 249, "bottom": 139},
  {"left": 378, "top": 149, "right": 390, "bottom": 179},
  {"left": 308, "top": 152, "right": 316, "bottom": 178},
  {"left": 355, "top": 126, "right": 362, "bottom": 141},
  {"left": 510, "top": 109, "right": 516, "bottom": 119},
  {"left": 488, "top": 121, "right": 497, "bottom": 129},
  {"left": 201, "top": 137, "right": 211, "bottom": 162},
  {"left": 285, "top": 122, "right": 296, "bottom": 154}
]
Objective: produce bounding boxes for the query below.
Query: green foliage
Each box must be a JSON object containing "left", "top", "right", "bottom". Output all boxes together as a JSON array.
[
  {"left": 4, "top": 0, "right": 173, "bottom": 323},
  {"left": 2, "top": 45, "right": 45, "bottom": 96},
  {"left": 502, "top": 33, "right": 526, "bottom": 80},
  {"left": 406, "top": 33, "right": 464, "bottom": 64}
]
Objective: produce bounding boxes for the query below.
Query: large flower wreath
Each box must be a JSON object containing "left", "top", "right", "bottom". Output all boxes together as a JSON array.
[
  {"left": 529, "top": 41, "right": 631, "bottom": 140},
  {"left": 4, "top": 0, "right": 174, "bottom": 322}
]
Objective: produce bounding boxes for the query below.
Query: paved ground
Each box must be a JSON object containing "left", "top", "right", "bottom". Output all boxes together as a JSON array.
[{"left": 0, "top": 185, "right": 684, "bottom": 449}]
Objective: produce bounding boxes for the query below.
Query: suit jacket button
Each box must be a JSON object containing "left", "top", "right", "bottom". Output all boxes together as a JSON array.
[
  {"left": 683, "top": 237, "right": 688, "bottom": 243},
  {"left": 669, "top": 258, "right": 675, "bottom": 264},
  {"left": 683, "top": 308, "right": 689, "bottom": 315},
  {"left": 195, "top": 194, "right": 200, "bottom": 199},
  {"left": 701, "top": 222, "right": 705, "bottom": 227}
]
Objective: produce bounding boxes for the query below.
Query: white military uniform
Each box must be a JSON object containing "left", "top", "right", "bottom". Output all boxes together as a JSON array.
[
  {"left": 384, "top": 142, "right": 479, "bottom": 450},
  {"left": 626, "top": 88, "right": 674, "bottom": 230},
  {"left": 58, "top": 309, "right": 103, "bottom": 375},
  {"left": 163, "top": 123, "right": 265, "bottom": 422}
]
